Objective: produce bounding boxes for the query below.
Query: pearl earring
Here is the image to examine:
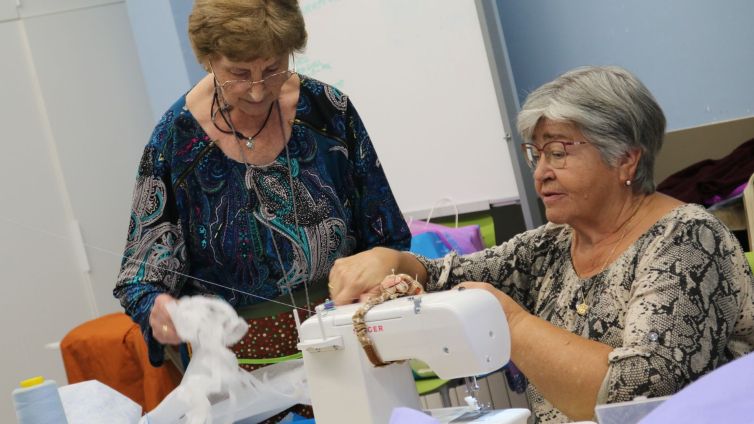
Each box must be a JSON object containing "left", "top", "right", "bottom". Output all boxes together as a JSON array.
[{"left": 625, "top": 180, "right": 632, "bottom": 187}]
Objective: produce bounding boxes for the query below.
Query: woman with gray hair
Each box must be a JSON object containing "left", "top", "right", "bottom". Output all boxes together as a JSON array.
[{"left": 329, "top": 66, "right": 754, "bottom": 422}]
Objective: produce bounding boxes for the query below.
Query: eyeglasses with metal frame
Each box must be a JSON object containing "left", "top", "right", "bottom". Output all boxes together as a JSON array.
[
  {"left": 520, "top": 140, "right": 589, "bottom": 170},
  {"left": 209, "top": 60, "right": 295, "bottom": 93}
]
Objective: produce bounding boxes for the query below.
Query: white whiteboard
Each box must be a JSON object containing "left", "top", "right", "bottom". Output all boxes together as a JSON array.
[{"left": 298, "top": 0, "right": 518, "bottom": 217}]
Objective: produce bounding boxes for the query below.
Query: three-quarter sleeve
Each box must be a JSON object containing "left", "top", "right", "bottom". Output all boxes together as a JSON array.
[
  {"left": 344, "top": 98, "right": 410, "bottom": 251},
  {"left": 113, "top": 139, "right": 189, "bottom": 366},
  {"left": 597, "top": 218, "right": 753, "bottom": 403},
  {"left": 417, "top": 225, "right": 563, "bottom": 311}
]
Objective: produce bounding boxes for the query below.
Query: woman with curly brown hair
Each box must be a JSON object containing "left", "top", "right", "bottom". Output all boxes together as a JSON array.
[{"left": 114, "top": 1, "right": 410, "bottom": 420}]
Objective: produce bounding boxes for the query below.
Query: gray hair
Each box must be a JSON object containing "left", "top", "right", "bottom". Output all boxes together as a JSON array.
[{"left": 516, "top": 66, "right": 665, "bottom": 194}]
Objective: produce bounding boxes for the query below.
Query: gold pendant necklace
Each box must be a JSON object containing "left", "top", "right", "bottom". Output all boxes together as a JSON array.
[
  {"left": 576, "top": 302, "right": 590, "bottom": 316},
  {"left": 574, "top": 196, "right": 646, "bottom": 316}
]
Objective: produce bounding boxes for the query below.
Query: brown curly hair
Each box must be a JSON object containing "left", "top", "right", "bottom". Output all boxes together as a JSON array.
[{"left": 189, "top": 0, "right": 307, "bottom": 66}]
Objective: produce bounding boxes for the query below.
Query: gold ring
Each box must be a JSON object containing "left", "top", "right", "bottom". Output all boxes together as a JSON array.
[{"left": 161, "top": 324, "right": 169, "bottom": 335}]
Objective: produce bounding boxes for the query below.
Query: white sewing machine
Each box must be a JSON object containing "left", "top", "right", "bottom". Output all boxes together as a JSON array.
[{"left": 297, "top": 289, "right": 530, "bottom": 424}]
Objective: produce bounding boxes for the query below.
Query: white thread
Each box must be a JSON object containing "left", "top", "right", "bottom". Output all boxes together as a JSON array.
[
  {"left": 0, "top": 214, "right": 331, "bottom": 312},
  {"left": 13, "top": 379, "right": 68, "bottom": 424},
  {"left": 69, "top": 220, "right": 91, "bottom": 273}
]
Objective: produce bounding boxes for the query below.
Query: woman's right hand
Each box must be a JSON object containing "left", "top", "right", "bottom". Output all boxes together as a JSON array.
[
  {"left": 329, "top": 247, "right": 428, "bottom": 305},
  {"left": 149, "top": 293, "right": 181, "bottom": 345},
  {"left": 328, "top": 247, "right": 404, "bottom": 305}
]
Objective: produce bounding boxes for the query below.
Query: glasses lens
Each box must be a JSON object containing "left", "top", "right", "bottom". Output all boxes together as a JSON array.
[
  {"left": 523, "top": 145, "right": 539, "bottom": 170},
  {"left": 546, "top": 142, "right": 567, "bottom": 169},
  {"left": 222, "top": 80, "right": 248, "bottom": 91},
  {"left": 264, "top": 71, "right": 292, "bottom": 89},
  {"left": 222, "top": 71, "right": 292, "bottom": 92}
]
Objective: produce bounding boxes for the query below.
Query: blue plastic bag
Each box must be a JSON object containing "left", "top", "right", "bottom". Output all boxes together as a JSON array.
[{"left": 409, "top": 232, "right": 453, "bottom": 259}]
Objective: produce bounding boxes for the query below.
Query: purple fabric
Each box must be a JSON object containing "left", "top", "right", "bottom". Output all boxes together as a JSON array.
[
  {"left": 408, "top": 221, "right": 485, "bottom": 255},
  {"left": 639, "top": 352, "right": 754, "bottom": 423},
  {"left": 389, "top": 407, "right": 440, "bottom": 424},
  {"left": 704, "top": 181, "right": 748, "bottom": 206}
]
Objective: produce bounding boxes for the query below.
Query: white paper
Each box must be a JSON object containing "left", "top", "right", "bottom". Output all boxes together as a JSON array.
[{"left": 59, "top": 380, "right": 142, "bottom": 424}]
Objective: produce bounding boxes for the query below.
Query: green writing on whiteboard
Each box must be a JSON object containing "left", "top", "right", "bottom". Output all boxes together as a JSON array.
[{"left": 301, "top": 0, "right": 342, "bottom": 15}]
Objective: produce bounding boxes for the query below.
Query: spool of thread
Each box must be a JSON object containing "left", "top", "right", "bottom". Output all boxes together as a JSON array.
[{"left": 12, "top": 376, "right": 69, "bottom": 424}]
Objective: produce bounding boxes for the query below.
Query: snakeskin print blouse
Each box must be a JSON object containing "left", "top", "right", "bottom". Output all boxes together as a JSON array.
[{"left": 417, "top": 204, "right": 754, "bottom": 423}]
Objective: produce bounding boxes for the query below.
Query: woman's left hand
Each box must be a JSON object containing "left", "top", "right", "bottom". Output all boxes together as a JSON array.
[{"left": 454, "top": 282, "right": 529, "bottom": 329}]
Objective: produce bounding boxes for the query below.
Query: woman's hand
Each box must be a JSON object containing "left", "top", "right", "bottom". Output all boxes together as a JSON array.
[
  {"left": 328, "top": 247, "right": 405, "bottom": 305},
  {"left": 454, "top": 282, "right": 529, "bottom": 330},
  {"left": 149, "top": 294, "right": 181, "bottom": 345}
]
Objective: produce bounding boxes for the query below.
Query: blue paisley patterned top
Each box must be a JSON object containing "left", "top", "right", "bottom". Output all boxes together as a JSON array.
[
  {"left": 417, "top": 204, "right": 754, "bottom": 423},
  {"left": 114, "top": 76, "right": 410, "bottom": 365}
]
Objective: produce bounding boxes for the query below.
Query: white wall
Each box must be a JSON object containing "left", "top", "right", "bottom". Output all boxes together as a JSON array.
[
  {"left": 0, "top": 1, "right": 153, "bottom": 422},
  {"left": 0, "top": 0, "right": 17, "bottom": 21},
  {"left": 15, "top": 0, "right": 121, "bottom": 17},
  {"left": 125, "top": 0, "right": 191, "bottom": 121}
]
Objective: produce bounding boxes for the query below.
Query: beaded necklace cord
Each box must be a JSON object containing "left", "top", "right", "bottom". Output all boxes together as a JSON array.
[
  {"left": 211, "top": 81, "right": 274, "bottom": 150},
  {"left": 226, "top": 96, "right": 312, "bottom": 323}
]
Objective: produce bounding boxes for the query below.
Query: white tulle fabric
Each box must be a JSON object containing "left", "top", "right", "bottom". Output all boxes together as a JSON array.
[{"left": 140, "top": 296, "right": 310, "bottom": 424}]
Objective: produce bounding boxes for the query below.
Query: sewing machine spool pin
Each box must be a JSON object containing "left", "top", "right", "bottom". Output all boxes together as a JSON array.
[{"left": 315, "top": 304, "right": 327, "bottom": 340}]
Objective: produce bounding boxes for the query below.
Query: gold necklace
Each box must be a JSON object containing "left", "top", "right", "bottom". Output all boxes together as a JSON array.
[{"left": 574, "top": 196, "right": 645, "bottom": 316}]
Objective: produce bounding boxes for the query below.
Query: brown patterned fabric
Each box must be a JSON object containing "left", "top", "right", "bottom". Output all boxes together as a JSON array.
[
  {"left": 234, "top": 313, "right": 303, "bottom": 367},
  {"left": 416, "top": 204, "right": 754, "bottom": 423},
  {"left": 231, "top": 303, "right": 323, "bottom": 422}
]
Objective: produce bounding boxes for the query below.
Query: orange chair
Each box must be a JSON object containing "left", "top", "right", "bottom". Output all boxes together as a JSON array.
[{"left": 60, "top": 313, "right": 182, "bottom": 412}]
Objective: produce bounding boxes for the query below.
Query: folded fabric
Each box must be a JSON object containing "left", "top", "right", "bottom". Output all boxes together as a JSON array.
[
  {"left": 639, "top": 352, "right": 754, "bottom": 423},
  {"left": 704, "top": 181, "right": 747, "bottom": 207},
  {"left": 657, "top": 137, "right": 754, "bottom": 205},
  {"left": 408, "top": 220, "right": 485, "bottom": 255}
]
